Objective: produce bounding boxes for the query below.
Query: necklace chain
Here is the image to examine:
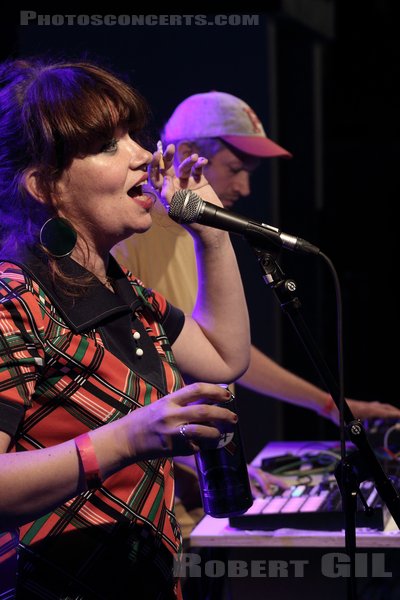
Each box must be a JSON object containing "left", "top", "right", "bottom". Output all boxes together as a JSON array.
[{"left": 99, "top": 275, "right": 115, "bottom": 290}]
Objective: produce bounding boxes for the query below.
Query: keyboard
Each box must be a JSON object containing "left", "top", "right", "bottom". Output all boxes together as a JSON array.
[{"left": 229, "top": 479, "right": 390, "bottom": 531}]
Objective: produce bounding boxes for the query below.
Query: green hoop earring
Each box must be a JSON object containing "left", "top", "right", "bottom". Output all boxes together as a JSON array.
[{"left": 39, "top": 217, "right": 77, "bottom": 258}]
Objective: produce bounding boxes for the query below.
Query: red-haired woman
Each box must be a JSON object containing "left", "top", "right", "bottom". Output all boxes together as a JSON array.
[{"left": 0, "top": 59, "right": 250, "bottom": 599}]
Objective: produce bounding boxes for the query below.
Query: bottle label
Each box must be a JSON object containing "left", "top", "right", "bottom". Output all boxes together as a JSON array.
[{"left": 216, "top": 432, "right": 234, "bottom": 449}]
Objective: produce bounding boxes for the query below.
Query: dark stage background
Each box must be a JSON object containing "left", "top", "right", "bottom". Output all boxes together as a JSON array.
[{"left": 1, "top": 3, "right": 398, "bottom": 460}]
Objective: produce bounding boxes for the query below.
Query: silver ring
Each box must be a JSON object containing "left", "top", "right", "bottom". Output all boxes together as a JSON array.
[{"left": 179, "top": 424, "right": 188, "bottom": 439}]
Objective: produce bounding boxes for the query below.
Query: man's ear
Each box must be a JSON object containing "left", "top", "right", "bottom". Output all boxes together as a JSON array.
[
  {"left": 22, "top": 168, "right": 46, "bottom": 204},
  {"left": 175, "top": 141, "right": 197, "bottom": 163}
]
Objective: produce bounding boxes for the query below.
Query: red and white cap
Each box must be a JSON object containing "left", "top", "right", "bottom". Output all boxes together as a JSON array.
[{"left": 163, "top": 91, "right": 292, "bottom": 158}]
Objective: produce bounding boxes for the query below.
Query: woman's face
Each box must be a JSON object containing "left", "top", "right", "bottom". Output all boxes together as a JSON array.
[{"left": 55, "top": 126, "right": 154, "bottom": 252}]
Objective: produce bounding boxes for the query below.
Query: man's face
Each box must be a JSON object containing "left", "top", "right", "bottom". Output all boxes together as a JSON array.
[{"left": 203, "top": 146, "right": 260, "bottom": 209}]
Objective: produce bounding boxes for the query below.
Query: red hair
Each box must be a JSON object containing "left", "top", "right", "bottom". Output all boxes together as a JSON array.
[{"left": 0, "top": 58, "right": 150, "bottom": 290}]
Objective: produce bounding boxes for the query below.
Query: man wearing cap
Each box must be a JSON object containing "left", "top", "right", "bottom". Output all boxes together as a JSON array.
[
  {"left": 113, "top": 93, "right": 400, "bottom": 541},
  {"left": 114, "top": 90, "right": 399, "bottom": 425}
]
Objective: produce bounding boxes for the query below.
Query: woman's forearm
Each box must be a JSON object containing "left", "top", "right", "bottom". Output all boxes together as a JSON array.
[
  {"left": 0, "top": 421, "right": 127, "bottom": 529},
  {"left": 175, "top": 230, "right": 250, "bottom": 383}
]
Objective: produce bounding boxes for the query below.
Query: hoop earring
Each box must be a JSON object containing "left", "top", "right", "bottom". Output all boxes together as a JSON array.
[{"left": 39, "top": 217, "right": 77, "bottom": 258}]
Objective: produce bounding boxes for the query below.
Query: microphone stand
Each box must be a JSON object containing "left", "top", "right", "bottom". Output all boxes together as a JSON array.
[{"left": 250, "top": 243, "right": 400, "bottom": 600}]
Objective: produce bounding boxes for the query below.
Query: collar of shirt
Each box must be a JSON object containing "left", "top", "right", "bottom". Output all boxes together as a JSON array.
[{"left": 1, "top": 248, "right": 145, "bottom": 334}]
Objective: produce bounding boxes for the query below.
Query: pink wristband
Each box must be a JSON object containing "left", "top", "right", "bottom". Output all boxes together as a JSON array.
[
  {"left": 321, "top": 396, "right": 336, "bottom": 417},
  {"left": 75, "top": 433, "right": 102, "bottom": 490}
]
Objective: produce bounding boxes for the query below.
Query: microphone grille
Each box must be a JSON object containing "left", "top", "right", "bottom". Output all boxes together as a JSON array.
[{"left": 168, "top": 189, "right": 201, "bottom": 223}]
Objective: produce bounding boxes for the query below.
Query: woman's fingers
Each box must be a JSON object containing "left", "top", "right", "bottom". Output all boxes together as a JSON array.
[
  {"left": 170, "top": 382, "right": 231, "bottom": 407},
  {"left": 176, "top": 153, "right": 198, "bottom": 181},
  {"left": 162, "top": 143, "right": 175, "bottom": 170},
  {"left": 174, "top": 421, "right": 231, "bottom": 456},
  {"left": 147, "top": 143, "right": 176, "bottom": 190},
  {"left": 176, "top": 154, "right": 208, "bottom": 183},
  {"left": 190, "top": 157, "right": 208, "bottom": 183},
  {"left": 148, "top": 152, "right": 163, "bottom": 190}
]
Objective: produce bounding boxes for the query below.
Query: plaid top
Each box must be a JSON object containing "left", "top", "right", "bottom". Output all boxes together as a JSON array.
[{"left": 0, "top": 249, "right": 185, "bottom": 599}]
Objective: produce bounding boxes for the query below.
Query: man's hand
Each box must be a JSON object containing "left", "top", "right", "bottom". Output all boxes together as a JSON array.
[
  {"left": 247, "top": 464, "right": 289, "bottom": 498},
  {"left": 328, "top": 398, "right": 400, "bottom": 424},
  {"left": 347, "top": 399, "right": 400, "bottom": 420}
]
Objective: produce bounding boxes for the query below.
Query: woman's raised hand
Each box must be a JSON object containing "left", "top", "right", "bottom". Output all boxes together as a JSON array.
[{"left": 147, "top": 143, "right": 223, "bottom": 211}]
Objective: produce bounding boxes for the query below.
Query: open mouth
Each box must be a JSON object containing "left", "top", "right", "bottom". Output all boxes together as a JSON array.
[
  {"left": 127, "top": 182, "right": 158, "bottom": 207},
  {"left": 127, "top": 183, "right": 145, "bottom": 198}
]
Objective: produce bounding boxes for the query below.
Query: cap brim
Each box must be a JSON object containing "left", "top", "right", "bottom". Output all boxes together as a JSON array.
[{"left": 222, "top": 135, "right": 292, "bottom": 158}]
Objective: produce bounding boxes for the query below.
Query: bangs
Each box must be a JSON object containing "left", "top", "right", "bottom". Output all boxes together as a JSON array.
[{"left": 24, "top": 61, "right": 150, "bottom": 169}]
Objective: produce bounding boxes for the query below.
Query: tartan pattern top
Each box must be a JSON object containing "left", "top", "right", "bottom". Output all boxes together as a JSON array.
[{"left": 0, "top": 249, "right": 186, "bottom": 598}]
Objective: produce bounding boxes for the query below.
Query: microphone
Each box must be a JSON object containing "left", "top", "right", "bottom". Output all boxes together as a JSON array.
[{"left": 168, "top": 189, "right": 320, "bottom": 255}]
